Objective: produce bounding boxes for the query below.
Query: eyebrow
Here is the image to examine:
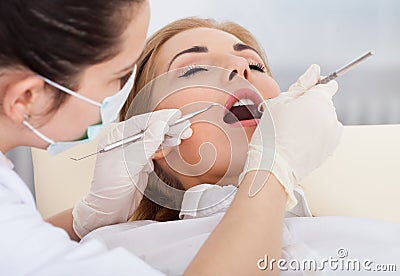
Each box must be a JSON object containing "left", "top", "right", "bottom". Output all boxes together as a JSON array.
[
  {"left": 168, "top": 46, "right": 208, "bottom": 70},
  {"left": 233, "top": 43, "right": 261, "bottom": 56},
  {"left": 167, "top": 43, "right": 262, "bottom": 71}
]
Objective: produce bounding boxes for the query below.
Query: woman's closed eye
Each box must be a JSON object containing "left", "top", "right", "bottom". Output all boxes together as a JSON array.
[
  {"left": 178, "top": 65, "right": 209, "bottom": 78},
  {"left": 248, "top": 61, "right": 266, "bottom": 73},
  {"left": 177, "top": 60, "right": 266, "bottom": 79}
]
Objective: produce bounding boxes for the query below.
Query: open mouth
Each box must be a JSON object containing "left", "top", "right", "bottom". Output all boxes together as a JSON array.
[{"left": 223, "top": 88, "right": 263, "bottom": 125}]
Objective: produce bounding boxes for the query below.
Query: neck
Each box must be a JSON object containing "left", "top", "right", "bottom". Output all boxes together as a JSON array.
[
  {"left": 179, "top": 172, "right": 240, "bottom": 190},
  {"left": 0, "top": 116, "right": 35, "bottom": 154},
  {"left": 0, "top": 117, "right": 17, "bottom": 153}
]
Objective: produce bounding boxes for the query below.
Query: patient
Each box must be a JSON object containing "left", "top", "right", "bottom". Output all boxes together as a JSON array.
[
  {"left": 122, "top": 17, "right": 308, "bottom": 223},
  {"left": 82, "top": 18, "right": 400, "bottom": 275}
]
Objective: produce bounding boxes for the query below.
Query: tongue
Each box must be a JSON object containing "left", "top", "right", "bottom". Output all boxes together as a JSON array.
[{"left": 223, "top": 104, "right": 262, "bottom": 124}]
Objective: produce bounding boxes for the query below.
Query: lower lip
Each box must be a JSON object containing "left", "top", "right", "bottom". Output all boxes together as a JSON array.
[{"left": 228, "top": 118, "right": 259, "bottom": 128}]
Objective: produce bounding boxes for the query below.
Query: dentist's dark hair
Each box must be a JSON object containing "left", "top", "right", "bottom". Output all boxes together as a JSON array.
[{"left": 0, "top": 0, "right": 144, "bottom": 110}]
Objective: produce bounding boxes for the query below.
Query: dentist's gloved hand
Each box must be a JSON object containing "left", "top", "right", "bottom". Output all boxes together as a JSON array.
[
  {"left": 72, "top": 109, "right": 192, "bottom": 239},
  {"left": 239, "top": 64, "right": 343, "bottom": 210}
]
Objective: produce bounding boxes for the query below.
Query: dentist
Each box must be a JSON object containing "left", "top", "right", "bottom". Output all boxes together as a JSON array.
[{"left": 0, "top": 1, "right": 342, "bottom": 275}]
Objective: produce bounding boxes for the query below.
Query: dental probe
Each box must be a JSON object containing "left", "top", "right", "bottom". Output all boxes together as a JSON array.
[
  {"left": 257, "top": 51, "right": 374, "bottom": 113},
  {"left": 318, "top": 51, "right": 373, "bottom": 84},
  {"left": 70, "top": 103, "right": 217, "bottom": 161}
]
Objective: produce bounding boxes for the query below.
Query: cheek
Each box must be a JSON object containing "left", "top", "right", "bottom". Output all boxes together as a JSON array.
[
  {"left": 255, "top": 75, "right": 281, "bottom": 99},
  {"left": 176, "top": 122, "right": 254, "bottom": 175},
  {"left": 154, "top": 87, "right": 223, "bottom": 112},
  {"left": 38, "top": 96, "right": 101, "bottom": 141},
  {"left": 178, "top": 123, "right": 228, "bottom": 166}
]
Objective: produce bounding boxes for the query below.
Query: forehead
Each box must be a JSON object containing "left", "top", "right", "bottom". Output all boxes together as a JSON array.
[
  {"left": 156, "top": 27, "right": 243, "bottom": 67},
  {"left": 167, "top": 27, "right": 241, "bottom": 45}
]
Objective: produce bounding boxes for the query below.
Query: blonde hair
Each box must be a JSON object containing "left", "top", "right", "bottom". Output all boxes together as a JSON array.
[{"left": 123, "top": 17, "right": 272, "bottom": 222}]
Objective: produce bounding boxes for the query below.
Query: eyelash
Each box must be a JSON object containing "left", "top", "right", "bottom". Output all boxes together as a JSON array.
[
  {"left": 178, "top": 61, "right": 266, "bottom": 79},
  {"left": 178, "top": 65, "right": 209, "bottom": 78},
  {"left": 248, "top": 61, "right": 266, "bottom": 73}
]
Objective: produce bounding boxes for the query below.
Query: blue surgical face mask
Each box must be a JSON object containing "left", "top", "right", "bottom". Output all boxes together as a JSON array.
[{"left": 23, "top": 66, "right": 136, "bottom": 156}]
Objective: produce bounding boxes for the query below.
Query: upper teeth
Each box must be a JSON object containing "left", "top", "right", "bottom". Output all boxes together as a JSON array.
[{"left": 232, "top": 98, "right": 255, "bottom": 107}]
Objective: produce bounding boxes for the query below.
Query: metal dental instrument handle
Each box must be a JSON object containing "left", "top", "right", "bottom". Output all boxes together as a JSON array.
[
  {"left": 70, "top": 103, "right": 218, "bottom": 161},
  {"left": 257, "top": 51, "right": 374, "bottom": 113},
  {"left": 318, "top": 51, "right": 373, "bottom": 84}
]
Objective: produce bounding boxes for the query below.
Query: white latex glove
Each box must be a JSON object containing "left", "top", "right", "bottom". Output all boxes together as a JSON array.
[
  {"left": 72, "top": 109, "right": 192, "bottom": 238},
  {"left": 240, "top": 64, "right": 343, "bottom": 210}
]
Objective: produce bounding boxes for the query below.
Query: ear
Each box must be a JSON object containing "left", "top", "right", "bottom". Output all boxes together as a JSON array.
[
  {"left": 2, "top": 75, "right": 46, "bottom": 123},
  {"left": 152, "top": 146, "right": 174, "bottom": 160}
]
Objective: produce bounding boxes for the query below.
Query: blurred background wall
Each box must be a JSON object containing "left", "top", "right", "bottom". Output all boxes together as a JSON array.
[{"left": 8, "top": 0, "right": 399, "bottom": 196}]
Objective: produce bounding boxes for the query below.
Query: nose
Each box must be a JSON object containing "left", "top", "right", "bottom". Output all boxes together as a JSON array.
[{"left": 225, "top": 57, "right": 249, "bottom": 81}]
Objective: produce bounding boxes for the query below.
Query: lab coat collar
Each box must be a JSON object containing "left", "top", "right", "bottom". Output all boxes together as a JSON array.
[
  {"left": 0, "top": 150, "right": 14, "bottom": 169},
  {"left": 179, "top": 184, "right": 236, "bottom": 219}
]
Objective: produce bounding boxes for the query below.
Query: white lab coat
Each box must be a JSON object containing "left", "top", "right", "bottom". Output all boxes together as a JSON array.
[
  {"left": 0, "top": 151, "right": 164, "bottom": 276},
  {"left": 83, "top": 184, "right": 400, "bottom": 276}
]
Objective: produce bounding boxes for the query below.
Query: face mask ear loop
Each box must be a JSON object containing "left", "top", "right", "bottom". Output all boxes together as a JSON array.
[
  {"left": 40, "top": 77, "right": 102, "bottom": 107},
  {"left": 22, "top": 114, "right": 55, "bottom": 145}
]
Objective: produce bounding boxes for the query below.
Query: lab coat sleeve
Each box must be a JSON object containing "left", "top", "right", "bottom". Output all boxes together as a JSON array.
[{"left": 0, "top": 170, "right": 164, "bottom": 276}]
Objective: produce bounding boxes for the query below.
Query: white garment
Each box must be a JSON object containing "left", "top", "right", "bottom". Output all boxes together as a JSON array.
[
  {"left": 83, "top": 184, "right": 400, "bottom": 276},
  {"left": 0, "top": 151, "right": 164, "bottom": 276}
]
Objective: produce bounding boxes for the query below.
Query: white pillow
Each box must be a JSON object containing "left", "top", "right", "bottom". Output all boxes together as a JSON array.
[{"left": 300, "top": 124, "right": 400, "bottom": 223}]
